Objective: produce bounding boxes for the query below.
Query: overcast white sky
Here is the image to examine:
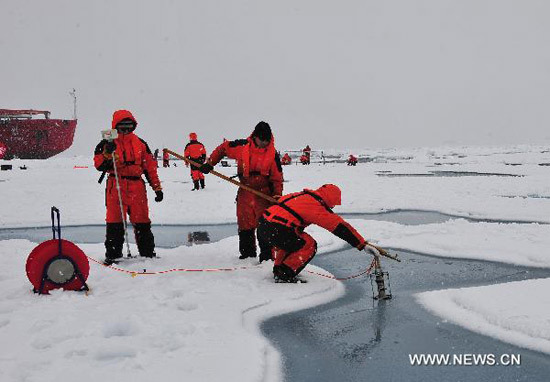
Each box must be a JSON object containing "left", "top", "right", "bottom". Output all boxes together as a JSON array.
[{"left": 1, "top": 0, "right": 549, "bottom": 154}]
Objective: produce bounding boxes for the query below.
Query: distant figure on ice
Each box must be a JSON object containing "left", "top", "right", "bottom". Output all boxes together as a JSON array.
[
  {"left": 199, "top": 121, "right": 283, "bottom": 261},
  {"left": 347, "top": 154, "right": 358, "bottom": 166},
  {"left": 184, "top": 132, "right": 207, "bottom": 191},
  {"left": 302, "top": 145, "right": 311, "bottom": 165},
  {"left": 299, "top": 154, "right": 309, "bottom": 165},
  {"left": 153, "top": 148, "right": 160, "bottom": 168},
  {"left": 94, "top": 110, "right": 164, "bottom": 265},
  {"left": 163, "top": 149, "right": 170, "bottom": 168},
  {"left": 257, "top": 184, "right": 368, "bottom": 282},
  {"left": 281, "top": 152, "right": 292, "bottom": 165}
]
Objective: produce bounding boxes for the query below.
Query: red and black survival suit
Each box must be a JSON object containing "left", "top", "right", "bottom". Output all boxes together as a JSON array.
[
  {"left": 257, "top": 184, "right": 366, "bottom": 281},
  {"left": 347, "top": 155, "right": 358, "bottom": 166},
  {"left": 184, "top": 132, "right": 207, "bottom": 190},
  {"left": 206, "top": 121, "right": 283, "bottom": 260},
  {"left": 94, "top": 110, "right": 163, "bottom": 261}
]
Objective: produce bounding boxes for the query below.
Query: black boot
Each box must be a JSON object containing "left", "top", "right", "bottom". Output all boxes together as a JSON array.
[
  {"left": 105, "top": 222, "right": 124, "bottom": 263},
  {"left": 134, "top": 222, "right": 157, "bottom": 258},
  {"left": 192, "top": 180, "right": 200, "bottom": 191},
  {"left": 238, "top": 229, "right": 257, "bottom": 259},
  {"left": 258, "top": 237, "right": 273, "bottom": 263},
  {"left": 273, "top": 264, "right": 297, "bottom": 282},
  {"left": 200, "top": 178, "right": 205, "bottom": 189}
]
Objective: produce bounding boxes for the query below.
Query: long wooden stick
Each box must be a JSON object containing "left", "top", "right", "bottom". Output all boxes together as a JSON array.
[{"left": 164, "top": 149, "right": 278, "bottom": 203}]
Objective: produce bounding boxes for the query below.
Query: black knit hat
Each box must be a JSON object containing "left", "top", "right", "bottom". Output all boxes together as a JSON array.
[{"left": 252, "top": 121, "right": 271, "bottom": 141}]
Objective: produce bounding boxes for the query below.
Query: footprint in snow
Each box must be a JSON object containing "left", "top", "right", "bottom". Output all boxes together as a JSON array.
[{"left": 102, "top": 321, "right": 139, "bottom": 338}]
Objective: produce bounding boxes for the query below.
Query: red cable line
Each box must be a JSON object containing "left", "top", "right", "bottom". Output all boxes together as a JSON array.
[{"left": 86, "top": 255, "right": 377, "bottom": 280}]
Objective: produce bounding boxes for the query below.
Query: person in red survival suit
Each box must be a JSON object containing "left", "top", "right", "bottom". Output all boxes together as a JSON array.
[
  {"left": 199, "top": 121, "right": 283, "bottom": 261},
  {"left": 302, "top": 145, "right": 311, "bottom": 165},
  {"left": 94, "top": 110, "right": 164, "bottom": 265},
  {"left": 257, "top": 184, "right": 368, "bottom": 282},
  {"left": 347, "top": 154, "right": 358, "bottom": 166},
  {"left": 281, "top": 153, "right": 292, "bottom": 165},
  {"left": 163, "top": 149, "right": 170, "bottom": 168},
  {"left": 184, "top": 132, "right": 207, "bottom": 191}
]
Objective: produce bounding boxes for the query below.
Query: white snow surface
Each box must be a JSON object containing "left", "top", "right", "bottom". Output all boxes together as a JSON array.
[
  {"left": 0, "top": 238, "right": 345, "bottom": 382},
  {"left": 1, "top": 144, "right": 550, "bottom": 380}
]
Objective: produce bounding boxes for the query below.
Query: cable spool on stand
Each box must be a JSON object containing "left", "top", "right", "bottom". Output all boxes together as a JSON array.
[{"left": 26, "top": 207, "right": 90, "bottom": 295}]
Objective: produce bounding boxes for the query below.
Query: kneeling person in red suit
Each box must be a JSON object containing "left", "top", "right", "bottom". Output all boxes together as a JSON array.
[{"left": 257, "top": 184, "right": 367, "bottom": 282}]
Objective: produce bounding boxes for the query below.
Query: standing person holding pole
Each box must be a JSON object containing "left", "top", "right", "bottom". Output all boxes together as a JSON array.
[
  {"left": 94, "top": 110, "right": 164, "bottom": 265},
  {"left": 199, "top": 121, "right": 283, "bottom": 261}
]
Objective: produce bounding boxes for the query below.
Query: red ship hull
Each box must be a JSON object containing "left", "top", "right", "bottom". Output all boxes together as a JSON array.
[{"left": 0, "top": 118, "right": 77, "bottom": 159}]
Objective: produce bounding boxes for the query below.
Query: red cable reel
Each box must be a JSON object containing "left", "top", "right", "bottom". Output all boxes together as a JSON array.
[{"left": 25, "top": 207, "right": 89, "bottom": 295}]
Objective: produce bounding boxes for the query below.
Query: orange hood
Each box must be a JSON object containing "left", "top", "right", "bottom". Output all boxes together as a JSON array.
[
  {"left": 312, "top": 184, "right": 341, "bottom": 208},
  {"left": 112, "top": 110, "right": 138, "bottom": 130}
]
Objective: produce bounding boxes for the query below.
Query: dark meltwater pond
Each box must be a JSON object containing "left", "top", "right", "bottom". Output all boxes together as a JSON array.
[
  {"left": 262, "top": 247, "right": 550, "bottom": 381},
  {"left": 0, "top": 224, "right": 237, "bottom": 248},
  {"left": 260, "top": 212, "right": 550, "bottom": 382},
  {"left": 376, "top": 171, "right": 524, "bottom": 178}
]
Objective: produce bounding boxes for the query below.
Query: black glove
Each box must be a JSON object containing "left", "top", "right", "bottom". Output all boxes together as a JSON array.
[
  {"left": 105, "top": 141, "right": 116, "bottom": 154},
  {"left": 154, "top": 190, "right": 164, "bottom": 202},
  {"left": 199, "top": 163, "right": 213, "bottom": 174}
]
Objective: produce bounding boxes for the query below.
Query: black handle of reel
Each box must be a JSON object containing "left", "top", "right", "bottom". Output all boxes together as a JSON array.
[{"left": 51, "top": 206, "right": 62, "bottom": 256}]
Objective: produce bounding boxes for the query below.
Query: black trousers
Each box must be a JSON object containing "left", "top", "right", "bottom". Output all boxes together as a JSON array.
[
  {"left": 238, "top": 227, "right": 273, "bottom": 260},
  {"left": 257, "top": 217, "right": 305, "bottom": 254},
  {"left": 105, "top": 222, "right": 156, "bottom": 258}
]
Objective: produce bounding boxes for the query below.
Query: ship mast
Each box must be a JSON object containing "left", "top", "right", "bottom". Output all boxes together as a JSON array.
[{"left": 69, "top": 89, "right": 77, "bottom": 120}]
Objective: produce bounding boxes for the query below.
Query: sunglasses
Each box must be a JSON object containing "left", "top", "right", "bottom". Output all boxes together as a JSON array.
[{"left": 116, "top": 124, "right": 134, "bottom": 132}]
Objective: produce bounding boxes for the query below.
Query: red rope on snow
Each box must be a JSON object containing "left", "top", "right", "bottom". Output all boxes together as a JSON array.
[
  {"left": 86, "top": 255, "right": 260, "bottom": 276},
  {"left": 86, "top": 255, "right": 377, "bottom": 280}
]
